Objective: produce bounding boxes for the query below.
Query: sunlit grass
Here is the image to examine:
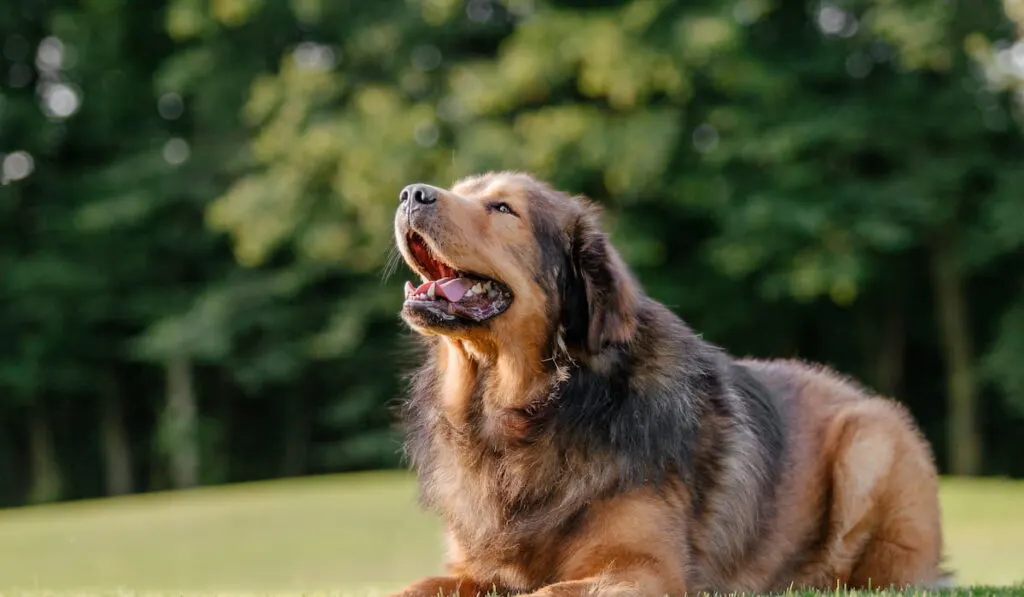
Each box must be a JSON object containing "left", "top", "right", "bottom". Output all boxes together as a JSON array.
[
  {"left": 938, "top": 477, "right": 1024, "bottom": 587},
  {"left": 0, "top": 471, "right": 441, "bottom": 594},
  {"left": 0, "top": 472, "right": 1021, "bottom": 595}
]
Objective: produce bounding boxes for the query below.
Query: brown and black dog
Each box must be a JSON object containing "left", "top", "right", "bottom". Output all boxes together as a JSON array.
[{"left": 390, "top": 171, "right": 947, "bottom": 597}]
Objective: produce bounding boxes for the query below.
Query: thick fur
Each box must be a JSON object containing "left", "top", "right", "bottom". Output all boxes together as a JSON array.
[{"left": 391, "top": 172, "right": 947, "bottom": 597}]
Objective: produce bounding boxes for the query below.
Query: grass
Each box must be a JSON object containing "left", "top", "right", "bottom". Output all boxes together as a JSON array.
[{"left": 0, "top": 471, "right": 1021, "bottom": 596}]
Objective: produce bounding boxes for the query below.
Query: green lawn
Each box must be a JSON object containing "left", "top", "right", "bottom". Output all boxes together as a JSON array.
[{"left": 0, "top": 471, "right": 1021, "bottom": 595}]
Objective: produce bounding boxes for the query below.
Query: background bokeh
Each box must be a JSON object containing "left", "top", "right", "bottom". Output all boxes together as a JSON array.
[{"left": 1, "top": 0, "right": 1024, "bottom": 590}]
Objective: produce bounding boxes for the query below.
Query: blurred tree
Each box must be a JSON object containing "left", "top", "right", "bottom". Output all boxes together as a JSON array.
[
  {"left": 203, "top": 0, "right": 1024, "bottom": 479},
  {"left": 51, "top": 0, "right": 223, "bottom": 493},
  {"left": 677, "top": 0, "right": 1024, "bottom": 476},
  {"left": 970, "top": 0, "right": 1024, "bottom": 440},
  {"left": 1, "top": 0, "right": 81, "bottom": 504},
  {"left": 2, "top": 0, "right": 1024, "bottom": 508},
  {"left": 194, "top": 0, "right": 518, "bottom": 471}
]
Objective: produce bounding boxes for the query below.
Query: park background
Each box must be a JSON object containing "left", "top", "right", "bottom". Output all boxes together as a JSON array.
[{"left": 1, "top": 0, "right": 1024, "bottom": 592}]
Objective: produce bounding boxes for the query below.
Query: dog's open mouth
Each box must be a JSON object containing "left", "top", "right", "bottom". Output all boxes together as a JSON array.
[{"left": 403, "top": 232, "right": 513, "bottom": 323}]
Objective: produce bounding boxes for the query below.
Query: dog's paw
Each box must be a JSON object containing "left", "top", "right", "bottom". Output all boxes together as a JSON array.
[{"left": 389, "top": 575, "right": 496, "bottom": 597}]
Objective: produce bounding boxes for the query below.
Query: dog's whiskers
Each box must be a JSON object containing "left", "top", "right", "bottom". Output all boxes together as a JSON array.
[{"left": 381, "top": 244, "right": 404, "bottom": 283}]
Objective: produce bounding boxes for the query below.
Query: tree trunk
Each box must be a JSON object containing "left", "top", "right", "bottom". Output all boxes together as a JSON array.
[
  {"left": 27, "top": 402, "right": 62, "bottom": 504},
  {"left": 282, "top": 394, "right": 308, "bottom": 477},
  {"left": 0, "top": 423, "right": 19, "bottom": 506},
  {"left": 930, "top": 240, "right": 982, "bottom": 476},
  {"left": 163, "top": 355, "right": 200, "bottom": 489},
  {"left": 214, "top": 379, "right": 232, "bottom": 483},
  {"left": 100, "top": 388, "right": 134, "bottom": 496},
  {"left": 874, "top": 290, "right": 907, "bottom": 399}
]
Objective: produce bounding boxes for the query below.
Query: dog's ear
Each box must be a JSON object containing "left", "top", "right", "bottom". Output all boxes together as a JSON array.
[{"left": 563, "top": 202, "right": 639, "bottom": 355}]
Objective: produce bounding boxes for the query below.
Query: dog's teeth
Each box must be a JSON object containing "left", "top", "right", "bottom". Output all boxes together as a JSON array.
[
  {"left": 427, "top": 283, "right": 436, "bottom": 299},
  {"left": 472, "top": 283, "right": 483, "bottom": 294},
  {"left": 482, "top": 282, "right": 491, "bottom": 291},
  {"left": 464, "top": 288, "right": 475, "bottom": 297},
  {"left": 488, "top": 288, "right": 496, "bottom": 298}
]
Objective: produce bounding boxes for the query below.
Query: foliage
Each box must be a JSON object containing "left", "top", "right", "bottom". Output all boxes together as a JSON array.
[{"left": 1, "top": 0, "right": 1024, "bottom": 504}]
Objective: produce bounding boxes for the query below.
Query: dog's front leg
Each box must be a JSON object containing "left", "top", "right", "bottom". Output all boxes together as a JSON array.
[
  {"left": 519, "top": 488, "right": 689, "bottom": 597},
  {"left": 389, "top": 575, "right": 501, "bottom": 597},
  {"left": 517, "top": 564, "right": 682, "bottom": 597}
]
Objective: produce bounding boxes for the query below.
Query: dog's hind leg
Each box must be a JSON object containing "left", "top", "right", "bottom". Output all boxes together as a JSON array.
[{"left": 823, "top": 399, "right": 946, "bottom": 591}]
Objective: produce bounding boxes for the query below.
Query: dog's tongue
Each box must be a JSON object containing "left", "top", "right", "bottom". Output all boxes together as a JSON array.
[
  {"left": 439, "top": 278, "right": 474, "bottom": 301},
  {"left": 407, "top": 277, "right": 474, "bottom": 302}
]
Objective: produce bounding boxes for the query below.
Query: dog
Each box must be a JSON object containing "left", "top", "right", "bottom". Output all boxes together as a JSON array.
[{"left": 389, "top": 171, "right": 947, "bottom": 597}]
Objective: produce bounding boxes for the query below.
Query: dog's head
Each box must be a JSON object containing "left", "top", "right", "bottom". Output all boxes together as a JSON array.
[{"left": 394, "top": 171, "right": 639, "bottom": 358}]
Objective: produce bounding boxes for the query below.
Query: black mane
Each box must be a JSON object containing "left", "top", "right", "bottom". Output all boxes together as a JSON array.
[{"left": 398, "top": 294, "right": 786, "bottom": 503}]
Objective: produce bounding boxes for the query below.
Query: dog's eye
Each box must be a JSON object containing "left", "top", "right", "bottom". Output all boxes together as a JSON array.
[{"left": 489, "top": 202, "right": 517, "bottom": 217}]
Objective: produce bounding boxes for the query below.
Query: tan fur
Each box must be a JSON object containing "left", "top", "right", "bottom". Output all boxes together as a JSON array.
[
  {"left": 543, "top": 487, "right": 691, "bottom": 597},
  {"left": 391, "top": 173, "right": 946, "bottom": 597},
  {"left": 730, "top": 359, "right": 945, "bottom": 592},
  {"left": 396, "top": 173, "right": 557, "bottom": 417}
]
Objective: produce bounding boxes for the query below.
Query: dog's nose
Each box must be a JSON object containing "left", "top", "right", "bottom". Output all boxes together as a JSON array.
[{"left": 399, "top": 184, "right": 438, "bottom": 206}]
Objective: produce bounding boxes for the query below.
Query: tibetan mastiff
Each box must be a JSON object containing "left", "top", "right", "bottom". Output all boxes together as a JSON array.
[{"left": 389, "top": 172, "right": 947, "bottom": 597}]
